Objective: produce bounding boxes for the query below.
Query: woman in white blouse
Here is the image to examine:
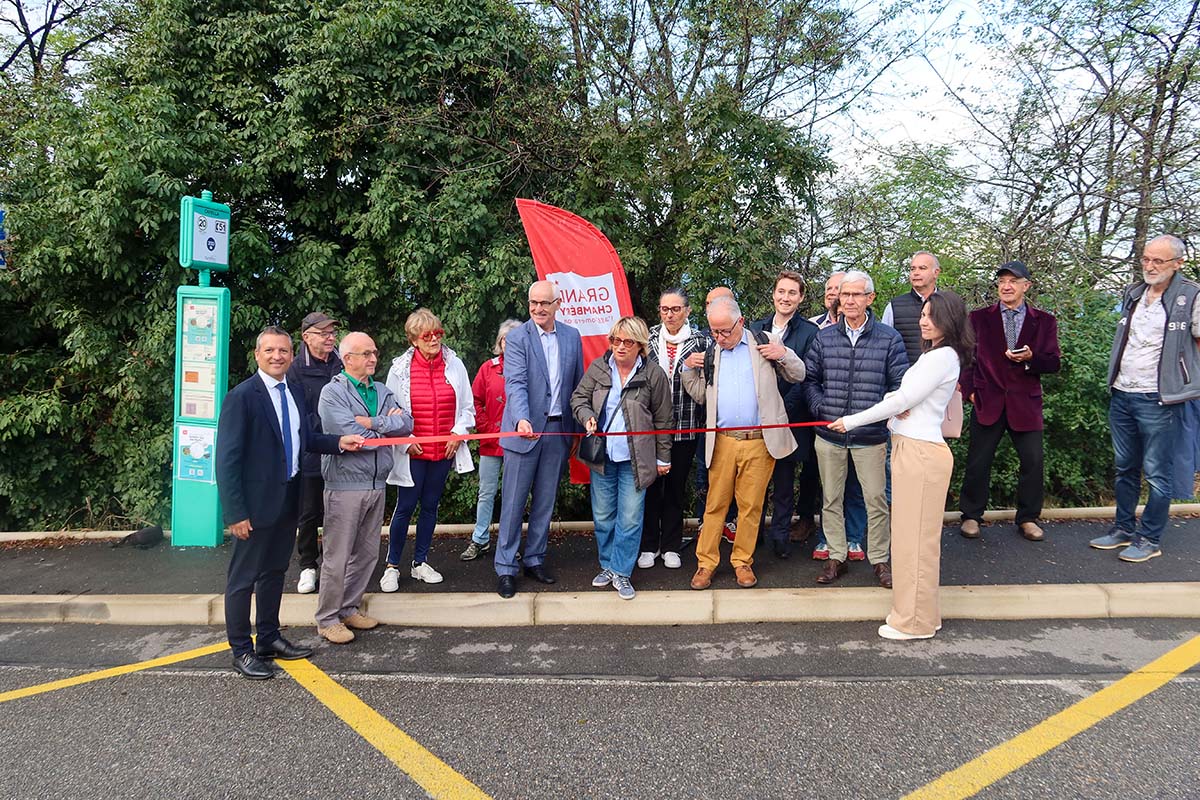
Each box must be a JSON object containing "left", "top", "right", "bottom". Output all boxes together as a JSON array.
[{"left": 828, "top": 293, "right": 974, "bottom": 640}]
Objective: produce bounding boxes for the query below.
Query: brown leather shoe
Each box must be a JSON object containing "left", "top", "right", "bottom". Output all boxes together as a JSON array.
[
  {"left": 873, "top": 562, "right": 893, "bottom": 589},
  {"left": 789, "top": 516, "right": 816, "bottom": 543},
  {"left": 734, "top": 565, "right": 758, "bottom": 588},
  {"left": 960, "top": 518, "right": 981, "bottom": 538},
  {"left": 690, "top": 567, "right": 714, "bottom": 590},
  {"left": 1019, "top": 521, "right": 1045, "bottom": 542},
  {"left": 815, "top": 559, "right": 847, "bottom": 585}
]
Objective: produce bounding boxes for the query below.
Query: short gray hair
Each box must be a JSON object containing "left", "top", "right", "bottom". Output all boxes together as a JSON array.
[
  {"left": 706, "top": 295, "right": 742, "bottom": 320},
  {"left": 912, "top": 251, "right": 941, "bottom": 269},
  {"left": 1149, "top": 235, "right": 1187, "bottom": 261},
  {"left": 841, "top": 269, "right": 875, "bottom": 293},
  {"left": 494, "top": 319, "right": 521, "bottom": 355}
]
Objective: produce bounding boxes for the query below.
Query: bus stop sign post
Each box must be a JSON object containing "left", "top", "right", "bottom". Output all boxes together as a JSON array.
[{"left": 171, "top": 190, "right": 231, "bottom": 547}]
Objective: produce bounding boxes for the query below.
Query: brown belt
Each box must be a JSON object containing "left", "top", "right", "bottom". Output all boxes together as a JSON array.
[{"left": 718, "top": 429, "right": 764, "bottom": 440}]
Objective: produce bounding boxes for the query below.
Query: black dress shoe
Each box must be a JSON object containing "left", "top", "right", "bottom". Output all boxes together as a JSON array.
[
  {"left": 523, "top": 565, "right": 557, "bottom": 584},
  {"left": 232, "top": 652, "right": 275, "bottom": 680},
  {"left": 497, "top": 575, "right": 517, "bottom": 598},
  {"left": 772, "top": 539, "right": 790, "bottom": 559},
  {"left": 255, "top": 636, "right": 314, "bottom": 661}
]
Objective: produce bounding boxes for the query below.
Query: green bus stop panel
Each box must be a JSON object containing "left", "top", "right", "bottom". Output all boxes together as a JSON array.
[{"left": 179, "top": 191, "right": 231, "bottom": 271}]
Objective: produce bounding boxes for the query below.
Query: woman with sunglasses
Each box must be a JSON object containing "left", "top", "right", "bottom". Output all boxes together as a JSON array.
[
  {"left": 571, "top": 317, "right": 673, "bottom": 600},
  {"left": 381, "top": 309, "right": 475, "bottom": 591}
]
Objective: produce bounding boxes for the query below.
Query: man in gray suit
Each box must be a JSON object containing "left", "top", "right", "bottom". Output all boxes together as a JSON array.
[{"left": 494, "top": 280, "right": 585, "bottom": 597}]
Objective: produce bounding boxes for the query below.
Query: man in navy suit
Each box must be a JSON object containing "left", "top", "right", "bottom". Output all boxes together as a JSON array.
[
  {"left": 494, "top": 280, "right": 584, "bottom": 598},
  {"left": 958, "top": 261, "right": 1061, "bottom": 542},
  {"left": 216, "top": 326, "right": 364, "bottom": 680}
]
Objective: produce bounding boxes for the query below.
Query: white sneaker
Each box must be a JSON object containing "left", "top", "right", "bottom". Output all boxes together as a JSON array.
[
  {"left": 410, "top": 561, "right": 444, "bottom": 584},
  {"left": 296, "top": 568, "right": 318, "bottom": 594},
  {"left": 637, "top": 551, "right": 658, "bottom": 569},
  {"left": 662, "top": 551, "right": 682, "bottom": 569},
  {"left": 878, "top": 623, "right": 934, "bottom": 641},
  {"left": 380, "top": 566, "right": 401, "bottom": 593}
]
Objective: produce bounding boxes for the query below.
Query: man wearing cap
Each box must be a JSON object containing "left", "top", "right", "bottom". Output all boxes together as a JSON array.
[
  {"left": 958, "top": 260, "right": 1061, "bottom": 542},
  {"left": 1090, "top": 235, "right": 1200, "bottom": 562},
  {"left": 286, "top": 312, "right": 343, "bottom": 594}
]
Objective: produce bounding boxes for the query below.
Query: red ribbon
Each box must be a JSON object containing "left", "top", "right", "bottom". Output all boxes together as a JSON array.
[{"left": 362, "top": 420, "right": 830, "bottom": 447}]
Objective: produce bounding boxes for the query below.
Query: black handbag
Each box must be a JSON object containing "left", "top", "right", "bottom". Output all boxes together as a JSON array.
[{"left": 580, "top": 384, "right": 628, "bottom": 465}]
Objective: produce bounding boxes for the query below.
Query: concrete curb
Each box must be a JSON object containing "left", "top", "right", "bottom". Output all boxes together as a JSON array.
[
  {"left": 4, "top": 503, "right": 1199, "bottom": 544},
  {"left": 1, "top": 582, "right": 1196, "bottom": 627}
]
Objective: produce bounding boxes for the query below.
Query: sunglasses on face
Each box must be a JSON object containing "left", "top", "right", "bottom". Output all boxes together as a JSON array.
[
  {"left": 609, "top": 336, "right": 639, "bottom": 350},
  {"left": 419, "top": 329, "right": 445, "bottom": 342}
]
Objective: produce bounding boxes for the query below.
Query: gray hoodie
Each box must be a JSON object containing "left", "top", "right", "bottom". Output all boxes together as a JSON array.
[{"left": 318, "top": 372, "right": 413, "bottom": 491}]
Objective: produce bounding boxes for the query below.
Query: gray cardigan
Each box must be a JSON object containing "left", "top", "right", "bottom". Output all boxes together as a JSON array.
[
  {"left": 318, "top": 373, "right": 413, "bottom": 491},
  {"left": 570, "top": 355, "right": 673, "bottom": 490}
]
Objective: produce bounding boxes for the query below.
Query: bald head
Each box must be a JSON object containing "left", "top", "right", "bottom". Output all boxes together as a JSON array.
[
  {"left": 339, "top": 332, "right": 379, "bottom": 381},
  {"left": 706, "top": 286, "right": 734, "bottom": 307}
]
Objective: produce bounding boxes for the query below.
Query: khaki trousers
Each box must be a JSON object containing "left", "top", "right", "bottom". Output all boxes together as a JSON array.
[
  {"left": 887, "top": 434, "right": 953, "bottom": 636},
  {"left": 695, "top": 435, "right": 774, "bottom": 570},
  {"left": 814, "top": 437, "right": 889, "bottom": 564},
  {"left": 316, "top": 488, "right": 385, "bottom": 629}
]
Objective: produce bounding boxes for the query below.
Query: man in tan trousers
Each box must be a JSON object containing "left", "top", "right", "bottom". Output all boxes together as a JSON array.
[{"left": 682, "top": 295, "right": 806, "bottom": 589}]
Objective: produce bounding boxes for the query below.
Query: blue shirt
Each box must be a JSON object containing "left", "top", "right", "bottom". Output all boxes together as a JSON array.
[
  {"left": 257, "top": 370, "right": 300, "bottom": 478},
  {"left": 715, "top": 333, "right": 760, "bottom": 429},
  {"left": 539, "top": 326, "right": 561, "bottom": 414},
  {"left": 603, "top": 355, "right": 640, "bottom": 462}
]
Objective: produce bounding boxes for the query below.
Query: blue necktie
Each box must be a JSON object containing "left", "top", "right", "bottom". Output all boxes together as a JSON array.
[{"left": 276, "top": 383, "right": 294, "bottom": 480}]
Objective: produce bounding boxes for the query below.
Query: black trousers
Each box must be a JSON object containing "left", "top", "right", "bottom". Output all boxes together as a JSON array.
[
  {"left": 766, "top": 448, "right": 820, "bottom": 542},
  {"left": 295, "top": 474, "right": 325, "bottom": 569},
  {"left": 225, "top": 479, "right": 300, "bottom": 657},
  {"left": 642, "top": 438, "right": 699, "bottom": 554},
  {"left": 959, "top": 408, "right": 1045, "bottom": 525}
]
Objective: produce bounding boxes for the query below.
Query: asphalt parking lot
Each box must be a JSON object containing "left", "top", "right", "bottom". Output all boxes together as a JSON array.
[{"left": 2, "top": 619, "right": 1198, "bottom": 799}]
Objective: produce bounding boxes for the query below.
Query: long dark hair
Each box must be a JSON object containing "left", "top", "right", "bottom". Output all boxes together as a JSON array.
[{"left": 922, "top": 292, "right": 974, "bottom": 367}]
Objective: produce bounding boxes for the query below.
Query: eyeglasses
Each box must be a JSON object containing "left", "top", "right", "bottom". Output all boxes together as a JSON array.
[
  {"left": 659, "top": 305, "right": 685, "bottom": 314},
  {"left": 1141, "top": 256, "right": 1181, "bottom": 267},
  {"left": 307, "top": 329, "right": 338, "bottom": 339},
  {"left": 709, "top": 318, "right": 743, "bottom": 338},
  {"left": 419, "top": 329, "right": 445, "bottom": 342},
  {"left": 839, "top": 291, "right": 868, "bottom": 300},
  {"left": 528, "top": 299, "right": 559, "bottom": 309},
  {"left": 996, "top": 278, "right": 1027, "bottom": 286},
  {"left": 609, "top": 335, "right": 639, "bottom": 350},
  {"left": 347, "top": 349, "right": 379, "bottom": 358}
]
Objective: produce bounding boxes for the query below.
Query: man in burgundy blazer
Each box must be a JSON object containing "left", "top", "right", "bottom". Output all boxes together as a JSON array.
[{"left": 958, "top": 261, "right": 1061, "bottom": 542}]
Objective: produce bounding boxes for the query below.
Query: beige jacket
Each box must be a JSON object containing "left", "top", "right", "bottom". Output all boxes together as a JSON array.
[{"left": 682, "top": 332, "right": 806, "bottom": 466}]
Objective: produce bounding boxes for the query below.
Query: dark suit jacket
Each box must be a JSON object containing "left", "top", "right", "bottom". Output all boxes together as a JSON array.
[
  {"left": 959, "top": 302, "right": 1061, "bottom": 432},
  {"left": 750, "top": 312, "right": 820, "bottom": 460},
  {"left": 499, "top": 319, "right": 584, "bottom": 454},
  {"left": 216, "top": 373, "right": 342, "bottom": 529}
]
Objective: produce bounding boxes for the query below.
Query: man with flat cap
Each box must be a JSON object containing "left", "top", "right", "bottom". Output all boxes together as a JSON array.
[
  {"left": 958, "top": 260, "right": 1061, "bottom": 542},
  {"left": 287, "top": 311, "right": 343, "bottom": 594}
]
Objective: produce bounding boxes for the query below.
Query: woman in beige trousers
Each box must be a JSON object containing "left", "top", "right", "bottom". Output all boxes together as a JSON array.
[{"left": 827, "top": 293, "right": 973, "bottom": 640}]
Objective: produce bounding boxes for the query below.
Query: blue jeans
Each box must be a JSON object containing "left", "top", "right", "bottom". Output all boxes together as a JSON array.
[
  {"left": 1110, "top": 390, "right": 1178, "bottom": 545},
  {"left": 471, "top": 455, "right": 503, "bottom": 545},
  {"left": 387, "top": 458, "right": 454, "bottom": 566},
  {"left": 590, "top": 460, "right": 645, "bottom": 578}
]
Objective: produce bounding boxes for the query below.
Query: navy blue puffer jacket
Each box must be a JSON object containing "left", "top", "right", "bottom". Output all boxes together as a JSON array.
[{"left": 803, "top": 314, "right": 909, "bottom": 446}]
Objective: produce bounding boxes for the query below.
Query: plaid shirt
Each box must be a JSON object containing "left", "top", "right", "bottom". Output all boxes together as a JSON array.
[{"left": 647, "top": 324, "right": 709, "bottom": 441}]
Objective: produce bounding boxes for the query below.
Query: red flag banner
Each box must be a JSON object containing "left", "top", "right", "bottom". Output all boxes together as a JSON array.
[
  {"left": 516, "top": 199, "right": 636, "bottom": 483},
  {"left": 516, "top": 199, "right": 635, "bottom": 366}
]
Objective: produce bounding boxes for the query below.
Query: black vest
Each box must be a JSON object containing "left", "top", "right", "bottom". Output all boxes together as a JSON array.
[{"left": 888, "top": 289, "right": 926, "bottom": 365}]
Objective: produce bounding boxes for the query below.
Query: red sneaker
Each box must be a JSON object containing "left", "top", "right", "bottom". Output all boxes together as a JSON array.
[
  {"left": 812, "top": 541, "right": 830, "bottom": 560},
  {"left": 847, "top": 542, "right": 867, "bottom": 561},
  {"left": 722, "top": 521, "right": 737, "bottom": 543}
]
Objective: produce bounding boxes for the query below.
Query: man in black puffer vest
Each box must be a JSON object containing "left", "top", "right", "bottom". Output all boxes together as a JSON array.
[
  {"left": 749, "top": 270, "right": 820, "bottom": 559},
  {"left": 882, "top": 251, "right": 941, "bottom": 365},
  {"left": 803, "top": 270, "right": 909, "bottom": 588}
]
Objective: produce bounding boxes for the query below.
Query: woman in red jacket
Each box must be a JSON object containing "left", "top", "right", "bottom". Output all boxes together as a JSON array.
[{"left": 461, "top": 319, "right": 521, "bottom": 561}]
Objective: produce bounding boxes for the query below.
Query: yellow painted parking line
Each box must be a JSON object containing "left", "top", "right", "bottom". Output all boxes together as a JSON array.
[
  {"left": 279, "top": 658, "right": 491, "bottom": 800},
  {"left": 0, "top": 642, "right": 229, "bottom": 704},
  {"left": 906, "top": 634, "right": 1200, "bottom": 799}
]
